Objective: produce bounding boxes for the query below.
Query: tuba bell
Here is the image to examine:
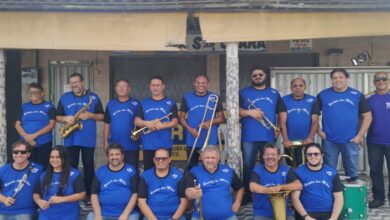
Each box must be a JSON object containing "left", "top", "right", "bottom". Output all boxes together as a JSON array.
[{"left": 269, "top": 191, "right": 290, "bottom": 220}]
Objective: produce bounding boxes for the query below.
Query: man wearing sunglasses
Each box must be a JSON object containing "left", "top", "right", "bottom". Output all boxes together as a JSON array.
[
  {"left": 279, "top": 78, "right": 320, "bottom": 166},
  {"left": 366, "top": 72, "right": 390, "bottom": 208},
  {"left": 0, "top": 141, "right": 43, "bottom": 220},
  {"left": 291, "top": 143, "right": 344, "bottom": 220},
  {"left": 138, "top": 148, "right": 187, "bottom": 220},
  {"left": 239, "top": 67, "right": 286, "bottom": 204}
]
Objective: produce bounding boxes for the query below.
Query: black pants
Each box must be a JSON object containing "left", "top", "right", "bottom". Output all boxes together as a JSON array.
[
  {"left": 31, "top": 141, "right": 52, "bottom": 170},
  {"left": 124, "top": 150, "right": 139, "bottom": 170},
  {"left": 186, "top": 147, "right": 200, "bottom": 170},
  {"left": 67, "top": 146, "right": 95, "bottom": 196},
  {"left": 295, "top": 212, "right": 331, "bottom": 220}
]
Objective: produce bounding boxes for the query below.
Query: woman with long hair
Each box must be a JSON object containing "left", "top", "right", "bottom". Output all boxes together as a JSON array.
[{"left": 33, "top": 145, "right": 85, "bottom": 220}]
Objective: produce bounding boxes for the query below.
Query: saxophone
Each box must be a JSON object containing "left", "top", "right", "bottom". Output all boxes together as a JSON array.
[{"left": 60, "top": 95, "right": 93, "bottom": 138}]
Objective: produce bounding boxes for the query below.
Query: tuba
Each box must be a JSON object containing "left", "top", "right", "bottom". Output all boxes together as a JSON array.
[
  {"left": 269, "top": 191, "right": 290, "bottom": 220},
  {"left": 60, "top": 95, "right": 93, "bottom": 138}
]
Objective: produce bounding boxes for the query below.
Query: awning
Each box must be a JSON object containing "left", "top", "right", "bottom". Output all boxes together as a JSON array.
[
  {"left": 197, "top": 12, "right": 390, "bottom": 43},
  {"left": 0, "top": 12, "right": 187, "bottom": 51}
]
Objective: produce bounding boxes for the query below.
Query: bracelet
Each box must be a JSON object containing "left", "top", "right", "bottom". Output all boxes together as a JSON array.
[{"left": 302, "top": 214, "right": 309, "bottom": 219}]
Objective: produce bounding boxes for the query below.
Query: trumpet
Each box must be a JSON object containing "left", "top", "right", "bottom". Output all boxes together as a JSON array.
[
  {"left": 194, "top": 179, "right": 204, "bottom": 220},
  {"left": 184, "top": 94, "right": 219, "bottom": 175},
  {"left": 247, "top": 98, "right": 280, "bottom": 132},
  {"left": 130, "top": 112, "right": 173, "bottom": 140}
]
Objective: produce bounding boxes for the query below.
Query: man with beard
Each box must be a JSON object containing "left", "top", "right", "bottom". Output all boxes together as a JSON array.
[
  {"left": 239, "top": 67, "right": 286, "bottom": 204},
  {"left": 291, "top": 143, "right": 344, "bottom": 220},
  {"left": 56, "top": 72, "right": 104, "bottom": 205},
  {"left": 250, "top": 143, "right": 302, "bottom": 220},
  {"left": 279, "top": 78, "right": 319, "bottom": 166},
  {"left": 185, "top": 147, "right": 244, "bottom": 220},
  {"left": 138, "top": 148, "right": 187, "bottom": 220},
  {"left": 88, "top": 143, "right": 139, "bottom": 220},
  {"left": 180, "top": 74, "right": 225, "bottom": 170},
  {"left": 103, "top": 79, "right": 140, "bottom": 169}
]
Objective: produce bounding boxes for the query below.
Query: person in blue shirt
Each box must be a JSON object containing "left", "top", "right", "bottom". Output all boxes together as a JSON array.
[
  {"left": 180, "top": 74, "right": 225, "bottom": 169},
  {"left": 366, "top": 72, "right": 390, "bottom": 208},
  {"left": 135, "top": 75, "right": 179, "bottom": 170},
  {"left": 239, "top": 67, "right": 286, "bottom": 204},
  {"left": 15, "top": 83, "right": 56, "bottom": 169},
  {"left": 33, "top": 145, "right": 85, "bottom": 220},
  {"left": 103, "top": 79, "right": 140, "bottom": 169},
  {"left": 56, "top": 72, "right": 104, "bottom": 205},
  {"left": 291, "top": 143, "right": 344, "bottom": 220},
  {"left": 138, "top": 148, "right": 187, "bottom": 220},
  {"left": 279, "top": 78, "right": 319, "bottom": 166},
  {"left": 87, "top": 143, "right": 139, "bottom": 220},
  {"left": 250, "top": 143, "right": 302, "bottom": 220},
  {"left": 317, "top": 68, "right": 372, "bottom": 182},
  {"left": 0, "top": 140, "right": 43, "bottom": 220},
  {"left": 185, "top": 146, "right": 244, "bottom": 220}
]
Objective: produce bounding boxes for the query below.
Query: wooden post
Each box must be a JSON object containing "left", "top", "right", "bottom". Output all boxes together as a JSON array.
[
  {"left": 0, "top": 50, "right": 7, "bottom": 165},
  {"left": 225, "top": 43, "right": 242, "bottom": 177}
]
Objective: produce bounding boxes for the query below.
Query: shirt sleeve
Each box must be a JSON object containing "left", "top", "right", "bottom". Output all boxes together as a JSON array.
[
  {"left": 135, "top": 105, "right": 144, "bottom": 119},
  {"left": 56, "top": 99, "right": 65, "bottom": 116},
  {"left": 186, "top": 172, "right": 196, "bottom": 188},
  {"left": 90, "top": 176, "right": 100, "bottom": 194},
  {"left": 48, "top": 106, "right": 57, "bottom": 120},
  {"left": 316, "top": 95, "right": 323, "bottom": 112},
  {"left": 279, "top": 98, "right": 287, "bottom": 113},
  {"left": 94, "top": 99, "right": 104, "bottom": 114},
  {"left": 131, "top": 174, "right": 139, "bottom": 194},
  {"left": 311, "top": 100, "right": 320, "bottom": 115},
  {"left": 332, "top": 173, "right": 344, "bottom": 193},
  {"left": 276, "top": 94, "right": 287, "bottom": 113},
  {"left": 359, "top": 94, "right": 371, "bottom": 114},
  {"left": 170, "top": 103, "right": 179, "bottom": 119},
  {"left": 33, "top": 178, "right": 42, "bottom": 194},
  {"left": 216, "top": 95, "right": 224, "bottom": 112},
  {"left": 231, "top": 171, "right": 243, "bottom": 191},
  {"left": 286, "top": 169, "right": 299, "bottom": 183},
  {"left": 103, "top": 106, "right": 111, "bottom": 123},
  {"left": 179, "top": 97, "right": 188, "bottom": 112},
  {"left": 137, "top": 176, "right": 148, "bottom": 199},
  {"left": 73, "top": 174, "right": 86, "bottom": 193},
  {"left": 250, "top": 171, "right": 261, "bottom": 184},
  {"left": 239, "top": 94, "right": 244, "bottom": 109},
  {"left": 177, "top": 177, "right": 186, "bottom": 198}
]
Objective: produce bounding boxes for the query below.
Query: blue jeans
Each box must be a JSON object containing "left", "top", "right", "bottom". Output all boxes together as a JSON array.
[
  {"left": 0, "top": 214, "right": 34, "bottom": 220},
  {"left": 322, "top": 139, "right": 359, "bottom": 177},
  {"left": 191, "top": 215, "right": 237, "bottom": 220},
  {"left": 242, "top": 141, "right": 268, "bottom": 191},
  {"left": 367, "top": 143, "right": 390, "bottom": 201},
  {"left": 87, "top": 212, "right": 139, "bottom": 220},
  {"left": 143, "top": 217, "right": 185, "bottom": 220}
]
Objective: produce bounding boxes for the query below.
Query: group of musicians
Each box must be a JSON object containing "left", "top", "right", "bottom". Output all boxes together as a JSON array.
[{"left": 0, "top": 67, "right": 389, "bottom": 220}]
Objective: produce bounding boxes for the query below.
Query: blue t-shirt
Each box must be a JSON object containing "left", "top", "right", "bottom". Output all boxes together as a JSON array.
[
  {"left": 57, "top": 91, "right": 104, "bottom": 148},
  {"left": 367, "top": 91, "right": 390, "bottom": 145},
  {"left": 35, "top": 168, "right": 85, "bottom": 220},
  {"left": 19, "top": 101, "right": 56, "bottom": 146},
  {"left": 294, "top": 164, "right": 342, "bottom": 213},
  {"left": 104, "top": 98, "right": 140, "bottom": 151},
  {"left": 318, "top": 87, "right": 370, "bottom": 144},
  {"left": 188, "top": 164, "right": 243, "bottom": 220},
  {"left": 239, "top": 86, "right": 285, "bottom": 142},
  {"left": 139, "top": 167, "right": 184, "bottom": 220},
  {"left": 251, "top": 164, "right": 293, "bottom": 218},
  {"left": 0, "top": 162, "right": 42, "bottom": 215},
  {"left": 180, "top": 91, "right": 223, "bottom": 148},
  {"left": 281, "top": 94, "right": 319, "bottom": 141},
  {"left": 136, "top": 97, "right": 178, "bottom": 150},
  {"left": 91, "top": 163, "right": 138, "bottom": 217}
]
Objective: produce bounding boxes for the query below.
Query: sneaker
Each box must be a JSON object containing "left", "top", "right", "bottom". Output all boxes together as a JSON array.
[
  {"left": 346, "top": 176, "right": 358, "bottom": 183},
  {"left": 369, "top": 200, "right": 384, "bottom": 208}
]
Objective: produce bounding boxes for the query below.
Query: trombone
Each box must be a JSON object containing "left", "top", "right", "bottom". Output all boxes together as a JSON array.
[
  {"left": 130, "top": 112, "right": 173, "bottom": 140},
  {"left": 184, "top": 94, "right": 219, "bottom": 175},
  {"left": 247, "top": 98, "right": 280, "bottom": 132}
]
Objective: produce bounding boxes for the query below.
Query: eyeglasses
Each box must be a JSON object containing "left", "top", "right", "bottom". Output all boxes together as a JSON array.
[
  {"left": 28, "top": 91, "right": 42, "bottom": 96},
  {"left": 306, "top": 152, "right": 321, "bottom": 157},
  {"left": 13, "top": 150, "right": 29, "bottom": 155},
  {"left": 69, "top": 81, "right": 82, "bottom": 85},
  {"left": 264, "top": 153, "right": 278, "bottom": 158},
  {"left": 252, "top": 73, "right": 265, "bottom": 78},
  {"left": 292, "top": 84, "right": 305, "bottom": 88},
  {"left": 153, "top": 157, "right": 169, "bottom": 162},
  {"left": 374, "top": 77, "right": 388, "bottom": 82}
]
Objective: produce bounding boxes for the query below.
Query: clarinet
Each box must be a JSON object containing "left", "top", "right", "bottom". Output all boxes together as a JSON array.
[{"left": 12, "top": 164, "right": 34, "bottom": 199}]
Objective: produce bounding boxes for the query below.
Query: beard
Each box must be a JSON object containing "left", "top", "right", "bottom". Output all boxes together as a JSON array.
[{"left": 252, "top": 80, "right": 266, "bottom": 87}]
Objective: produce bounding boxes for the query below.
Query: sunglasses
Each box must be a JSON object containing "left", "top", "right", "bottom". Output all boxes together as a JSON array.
[
  {"left": 153, "top": 157, "right": 169, "bottom": 162},
  {"left": 252, "top": 73, "right": 265, "bottom": 78},
  {"left": 374, "top": 77, "right": 388, "bottom": 82},
  {"left": 306, "top": 152, "right": 321, "bottom": 157},
  {"left": 13, "top": 150, "right": 29, "bottom": 155}
]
